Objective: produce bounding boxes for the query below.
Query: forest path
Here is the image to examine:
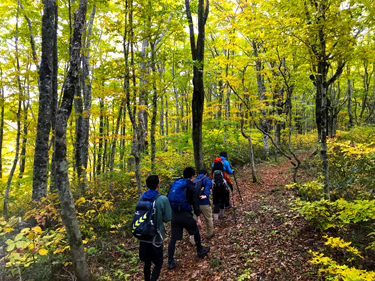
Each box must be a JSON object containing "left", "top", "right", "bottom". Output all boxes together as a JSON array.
[{"left": 132, "top": 155, "right": 323, "bottom": 281}]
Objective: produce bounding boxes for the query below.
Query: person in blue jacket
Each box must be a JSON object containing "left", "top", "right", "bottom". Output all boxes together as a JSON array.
[
  {"left": 212, "top": 151, "right": 234, "bottom": 208},
  {"left": 189, "top": 170, "right": 215, "bottom": 244}
]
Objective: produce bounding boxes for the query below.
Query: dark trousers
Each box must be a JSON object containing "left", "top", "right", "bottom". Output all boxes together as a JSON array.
[{"left": 139, "top": 242, "right": 163, "bottom": 281}]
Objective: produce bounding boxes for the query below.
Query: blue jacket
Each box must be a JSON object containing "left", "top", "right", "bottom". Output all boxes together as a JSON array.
[
  {"left": 195, "top": 174, "right": 212, "bottom": 205},
  {"left": 219, "top": 156, "right": 233, "bottom": 175}
]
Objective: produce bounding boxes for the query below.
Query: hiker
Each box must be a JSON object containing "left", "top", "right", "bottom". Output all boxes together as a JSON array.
[
  {"left": 212, "top": 151, "right": 234, "bottom": 208},
  {"left": 133, "top": 175, "right": 172, "bottom": 281},
  {"left": 210, "top": 161, "right": 233, "bottom": 226},
  {"left": 189, "top": 170, "right": 215, "bottom": 245},
  {"left": 167, "top": 167, "right": 210, "bottom": 270}
]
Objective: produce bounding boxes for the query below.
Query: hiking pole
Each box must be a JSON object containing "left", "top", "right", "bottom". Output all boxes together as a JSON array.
[{"left": 233, "top": 172, "right": 243, "bottom": 203}]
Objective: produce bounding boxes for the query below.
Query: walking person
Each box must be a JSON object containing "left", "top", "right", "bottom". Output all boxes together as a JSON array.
[
  {"left": 167, "top": 167, "right": 210, "bottom": 270},
  {"left": 133, "top": 175, "right": 172, "bottom": 281},
  {"left": 212, "top": 151, "right": 234, "bottom": 208},
  {"left": 210, "top": 161, "right": 233, "bottom": 226},
  {"left": 189, "top": 170, "right": 215, "bottom": 245}
]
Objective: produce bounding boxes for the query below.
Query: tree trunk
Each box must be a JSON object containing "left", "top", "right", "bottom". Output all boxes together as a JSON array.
[
  {"left": 50, "top": 3, "right": 58, "bottom": 192},
  {"left": 360, "top": 65, "right": 368, "bottom": 119},
  {"left": 97, "top": 98, "right": 103, "bottom": 174},
  {"left": 252, "top": 41, "right": 269, "bottom": 157},
  {"left": 138, "top": 38, "right": 149, "bottom": 154},
  {"left": 109, "top": 102, "right": 124, "bottom": 189},
  {"left": 0, "top": 80, "right": 4, "bottom": 179},
  {"left": 54, "top": 0, "right": 90, "bottom": 278},
  {"left": 240, "top": 116, "right": 257, "bottom": 183},
  {"left": 74, "top": 76, "right": 86, "bottom": 189},
  {"left": 18, "top": 100, "right": 28, "bottom": 178},
  {"left": 347, "top": 67, "right": 354, "bottom": 129},
  {"left": 80, "top": 2, "right": 96, "bottom": 188},
  {"left": 32, "top": 0, "right": 56, "bottom": 201},
  {"left": 185, "top": 0, "right": 209, "bottom": 172}
]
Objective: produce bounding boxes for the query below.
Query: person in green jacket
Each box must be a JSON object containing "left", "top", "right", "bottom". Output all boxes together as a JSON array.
[{"left": 138, "top": 175, "right": 172, "bottom": 281}]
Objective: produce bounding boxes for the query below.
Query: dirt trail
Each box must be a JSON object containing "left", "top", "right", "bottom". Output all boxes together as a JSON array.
[{"left": 131, "top": 157, "right": 322, "bottom": 281}]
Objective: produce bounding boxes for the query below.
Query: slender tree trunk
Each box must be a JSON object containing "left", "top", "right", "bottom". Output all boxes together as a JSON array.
[
  {"left": 18, "top": 100, "right": 28, "bottom": 178},
  {"left": 240, "top": 115, "right": 257, "bottom": 183},
  {"left": 109, "top": 102, "right": 124, "bottom": 189},
  {"left": 102, "top": 117, "right": 108, "bottom": 173},
  {"left": 32, "top": 0, "right": 56, "bottom": 201},
  {"left": 185, "top": 0, "right": 209, "bottom": 171},
  {"left": 360, "top": 66, "right": 368, "bottom": 119},
  {"left": 120, "top": 104, "right": 126, "bottom": 170},
  {"left": 138, "top": 38, "right": 149, "bottom": 154},
  {"left": 0, "top": 80, "right": 4, "bottom": 179},
  {"left": 97, "top": 98, "right": 103, "bottom": 174},
  {"left": 54, "top": 0, "right": 90, "bottom": 278},
  {"left": 80, "top": 2, "right": 96, "bottom": 188},
  {"left": 252, "top": 41, "right": 269, "bottom": 157},
  {"left": 74, "top": 76, "right": 85, "bottom": 188},
  {"left": 50, "top": 3, "right": 58, "bottom": 192},
  {"left": 347, "top": 67, "right": 354, "bottom": 129}
]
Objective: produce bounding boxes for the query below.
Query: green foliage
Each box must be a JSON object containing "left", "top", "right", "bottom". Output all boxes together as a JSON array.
[
  {"left": 294, "top": 198, "right": 375, "bottom": 231},
  {"left": 287, "top": 180, "right": 325, "bottom": 202}
]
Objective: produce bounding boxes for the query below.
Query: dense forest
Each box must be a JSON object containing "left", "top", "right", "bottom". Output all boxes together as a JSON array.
[{"left": 1, "top": 0, "right": 375, "bottom": 280}]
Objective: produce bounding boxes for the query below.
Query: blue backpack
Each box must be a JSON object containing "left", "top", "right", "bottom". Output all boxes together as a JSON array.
[
  {"left": 168, "top": 179, "right": 192, "bottom": 212},
  {"left": 132, "top": 193, "right": 161, "bottom": 241}
]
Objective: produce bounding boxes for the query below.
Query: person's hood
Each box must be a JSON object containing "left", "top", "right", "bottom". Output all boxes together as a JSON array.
[
  {"left": 196, "top": 174, "right": 206, "bottom": 180},
  {"left": 220, "top": 156, "right": 226, "bottom": 161},
  {"left": 142, "top": 190, "right": 159, "bottom": 200},
  {"left": 175, "top": 178, "right": 191, "bottom": 184}
]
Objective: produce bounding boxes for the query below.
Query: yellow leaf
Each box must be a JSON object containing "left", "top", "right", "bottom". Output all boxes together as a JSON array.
[
  {"left": 5, "top": 228, "right": 14, "bottom": 233},
  {"left": 64, "top": 262, "right": 72, "bottom": 267},
  {"left": 33, "top": 226, "right": 42, "bottom": 234},
  {"left": 26, "top": 232, "right": 36, "bottom": 240},
  {"left": 39, "top": 248, "right": 48, "bottom": 255}
]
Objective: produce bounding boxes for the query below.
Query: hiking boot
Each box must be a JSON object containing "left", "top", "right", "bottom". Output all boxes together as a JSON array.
[
  {"left": 214, "top": 220, "right": 220, "bottom": 226},
  {"left": 225, "top": 203, "right": 232, "bottom": 209},
  {"left": 219, "top": 214, "right": 225, "bottom": 219},
  {"left": 168, "top": 259, "right": 177, "bottom": 270},
  {"left": 197, "top": 246, "right": 210, "bottom": 258}
]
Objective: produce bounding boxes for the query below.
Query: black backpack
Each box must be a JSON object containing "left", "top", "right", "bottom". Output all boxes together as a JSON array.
[
  {"left": 132, "top": 194, "right": 161, "bottom": 242},
  {"left": 193, "top": 176, "right": 206, "bottom": 196},
  {"left": 212, "top": 170, "right": 228, "bottom": 191}
]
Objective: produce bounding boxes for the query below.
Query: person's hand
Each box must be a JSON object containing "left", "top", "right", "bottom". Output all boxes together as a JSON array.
[
  {"left": 232, "top": 170, "right": 235, "bottom": 174},
  {"left": 200, "top": 195, "right": 207, "bottom": 199},
  {"left": 197, "top": 217, "right": 202, "bottom": 229}
]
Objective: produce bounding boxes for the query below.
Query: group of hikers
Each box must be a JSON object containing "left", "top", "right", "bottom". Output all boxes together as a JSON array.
[{"left": 132, "top": 151, "right": 236, "bottom": 281}]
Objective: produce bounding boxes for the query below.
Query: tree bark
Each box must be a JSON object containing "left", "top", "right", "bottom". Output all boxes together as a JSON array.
[
  {"left": 240, "top": 115, "right": 257, "bottom": 183},
  {"left": 50, "top": 3, "right": 58, "bottom": 192},
  {"left": 97, "top": 98, "right": 104, "bottom": 175},
  {"left": 0, "top": 78, "right": 4, "bottom": 179},
  {"left": 347, "top": 66, "right": 354, "bottom": 129},
  {"left": 80, "top": 2, "right": 96, "bottom": 188},
  {"left": 32, "top": 0, "right": 56, "bottom": 201},
  {"left": 252, "top": 40, "right": 269, "bottom": 157},
  {"left": 18, "top": 100, "right": 28, "bottom": 178},
  {"left": 185, "top": 0, "right": 209, "bottom": 172},
  {"left": 54, "top": 0, "right": 90, "bottom": 278}
]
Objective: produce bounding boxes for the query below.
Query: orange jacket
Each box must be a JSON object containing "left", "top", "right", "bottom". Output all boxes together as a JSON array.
[{"left": 210, "top": 171, "right": 232, "bottom": 186}]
